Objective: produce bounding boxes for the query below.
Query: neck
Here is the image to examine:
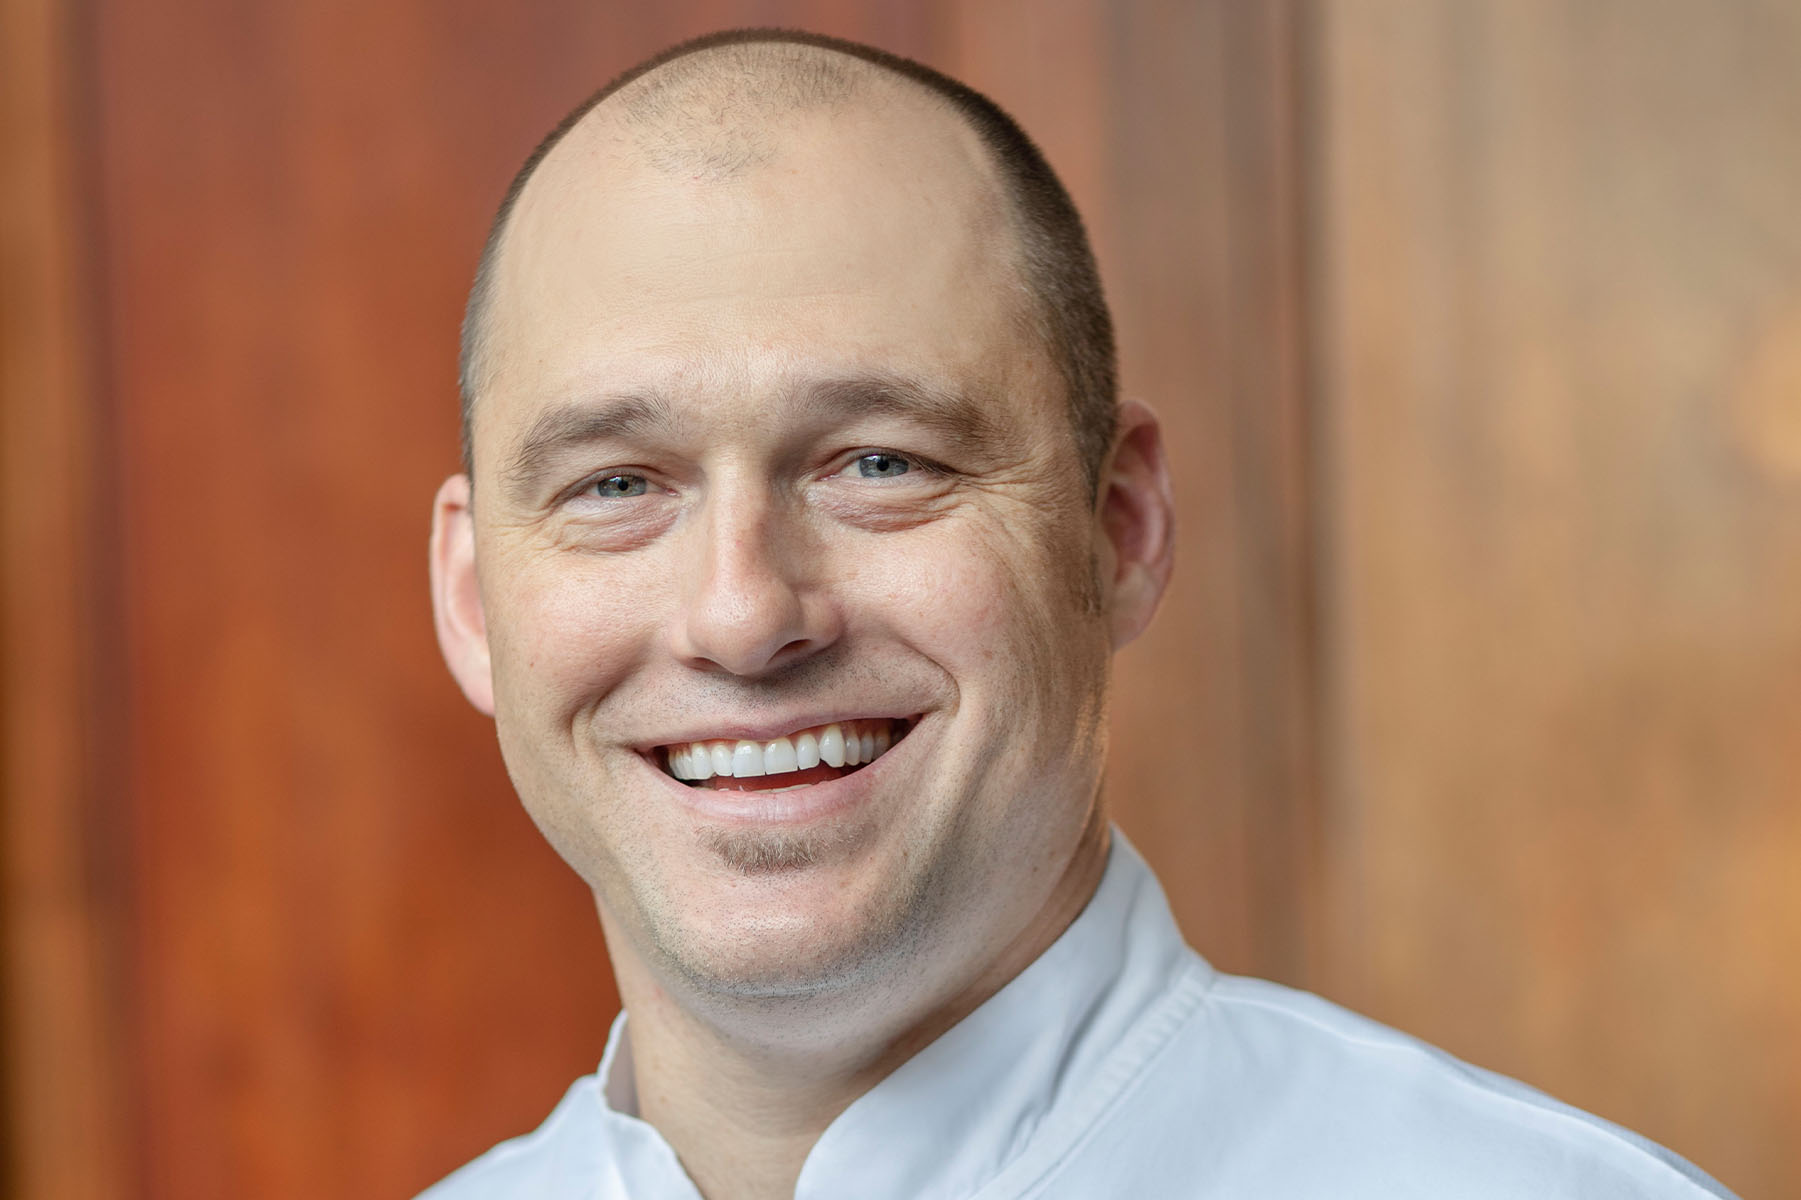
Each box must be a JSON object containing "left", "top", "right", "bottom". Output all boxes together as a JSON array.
[{"left": 603, "top": 817, "right": 1109, "bottom": 1200}]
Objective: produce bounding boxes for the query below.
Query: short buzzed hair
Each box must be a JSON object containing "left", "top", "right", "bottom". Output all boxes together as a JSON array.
[{"left": 459, "top": 29, "right": 1118, "bottom": 494}]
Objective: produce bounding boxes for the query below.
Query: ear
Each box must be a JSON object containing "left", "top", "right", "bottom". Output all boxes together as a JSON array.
[
  {"left": 429, "top": 474, "right": 496, "bottom": 715},
  {"left": 1095, "top": 399, "right": 1176, "bottom": 648}
]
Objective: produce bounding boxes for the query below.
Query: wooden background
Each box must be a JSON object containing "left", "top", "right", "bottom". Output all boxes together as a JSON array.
[{"left": 3, "top": 0, "right": 1793, "bottom": 1196}]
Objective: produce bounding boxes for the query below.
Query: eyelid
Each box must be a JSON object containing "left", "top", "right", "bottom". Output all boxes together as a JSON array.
[
  {"left": 558, "top": 466, "right": 662, "bottom": 506},
  {"left": 829, "top": 448, "right": 947, "bottom": 477},
  {"left": 551, "top": 449, "right": 948, "bottom": 506}
]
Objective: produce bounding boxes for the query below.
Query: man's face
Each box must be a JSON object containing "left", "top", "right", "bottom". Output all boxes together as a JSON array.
[{"left": 435, "top": 93, "right": 1139, "bottom": 1012}]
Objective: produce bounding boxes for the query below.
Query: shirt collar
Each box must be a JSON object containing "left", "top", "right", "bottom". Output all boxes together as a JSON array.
[{"left": 592, "top": 829, "right": 1202, "bottom": 1200}]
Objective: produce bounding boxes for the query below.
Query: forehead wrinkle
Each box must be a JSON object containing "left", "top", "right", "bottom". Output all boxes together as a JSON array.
[{"left": 499, "top": 392, "right": 678, "bottom": 502}]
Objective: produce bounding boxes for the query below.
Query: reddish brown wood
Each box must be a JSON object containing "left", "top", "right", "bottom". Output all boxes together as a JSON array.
[
  {"left": 1217, "top": 0, "right": 1318, "bottom": 985},
  {"left": 0, "top": 0, "right": 129, "bottom": 1196}
]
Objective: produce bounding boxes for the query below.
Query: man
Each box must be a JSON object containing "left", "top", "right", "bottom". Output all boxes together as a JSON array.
[{"left": 424, "top": 29, "right": 1732, "bottom": 1200}]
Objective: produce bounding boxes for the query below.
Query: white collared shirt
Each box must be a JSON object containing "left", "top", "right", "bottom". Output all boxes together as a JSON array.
[{"left": 420, "top": 833, "right": 1735, "bottom": 1199}]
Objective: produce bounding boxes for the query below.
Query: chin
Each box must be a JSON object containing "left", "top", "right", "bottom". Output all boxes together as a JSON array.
[{"left": 635, "top": 840, "right": 947, "bottom": 1004}]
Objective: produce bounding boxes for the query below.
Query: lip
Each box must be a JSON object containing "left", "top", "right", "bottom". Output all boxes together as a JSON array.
[{"left": 641, "top": 713, "right": 929, "bottom": 828}]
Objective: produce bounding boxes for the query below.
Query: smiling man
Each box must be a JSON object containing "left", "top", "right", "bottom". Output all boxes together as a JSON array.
[{"left": 423, "top": 29, "right": 1732, "bottom": 1200}]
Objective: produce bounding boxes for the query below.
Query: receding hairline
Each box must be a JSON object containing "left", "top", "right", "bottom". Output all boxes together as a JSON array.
[
  {"left": 458, "top": 29, "right": 1119, "bottom": 492},
  {"left": 463, "top": 36, "right": 990, "bottom": 429}
]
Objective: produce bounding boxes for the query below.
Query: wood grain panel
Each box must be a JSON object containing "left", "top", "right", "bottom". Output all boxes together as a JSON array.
[
  {"left": 0, "top": 0, "right": 129, "bottom": 1195},
  {"left": 1312, "top": 2, "right": 1801, "bottom": 1194}
]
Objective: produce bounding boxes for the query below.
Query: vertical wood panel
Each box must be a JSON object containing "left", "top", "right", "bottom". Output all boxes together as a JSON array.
[
  {"left": 1215, "top": 0, "right": 1317, "bottom": 984},
  {"left": 1313, "top": 2, "right": 1801, "bottom": 1193},
  {"left": 1109, "top": 0, "right": 1314, "bottom": 984},
  {"left": 0, "top": 0, "right": 129, "bottom": 1195}
]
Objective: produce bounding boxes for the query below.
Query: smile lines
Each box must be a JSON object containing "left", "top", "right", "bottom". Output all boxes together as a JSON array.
[{"left": 662, "top": 718, "right": 907, "bottom": 783}]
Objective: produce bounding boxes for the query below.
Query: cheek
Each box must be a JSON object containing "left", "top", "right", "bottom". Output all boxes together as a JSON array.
[
  {"left": 483, "top": 550, "right": 659, "bottom": 720},
  {"left": 867, "top": 518, "right": 1107, "bottom": 702},
  {"left": 481, "top": 553, "right": 664, "bottom": 882}
]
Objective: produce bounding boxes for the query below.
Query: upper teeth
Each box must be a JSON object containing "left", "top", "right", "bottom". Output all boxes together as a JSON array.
[{"left": 666, "top": 719, "right": 896, "bottom": 782}]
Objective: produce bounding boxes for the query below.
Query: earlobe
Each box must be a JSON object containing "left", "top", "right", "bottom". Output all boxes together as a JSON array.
[
  {"left": 429, "top": 474, "right": 496, "bottom": 715},
  {"left": 1097, "top": 400, "right": 1176, "bottom": 648}
]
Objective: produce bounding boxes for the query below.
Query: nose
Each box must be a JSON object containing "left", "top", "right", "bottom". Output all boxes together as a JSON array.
[{"left": 666, "top": 487, "right": 841, "bottom": 677}]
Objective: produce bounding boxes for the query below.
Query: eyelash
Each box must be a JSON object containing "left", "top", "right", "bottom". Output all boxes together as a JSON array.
[
  {"left": 558, "top": 469, "right": 658, "bottom": 508},
  {"left": 562, "top": 448, "right": 947, "bottom": 505},
  {"left": 588, "top": 473, "right": 649, "bottom": 498},
  {"left": 838, "top": 449, "right": 945, "bottom": 479}
]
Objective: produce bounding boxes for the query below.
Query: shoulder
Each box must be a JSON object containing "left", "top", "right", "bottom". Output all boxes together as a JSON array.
[
  {"left": 414, "top": 1074, "right": 605, "bottom": 1200},
  {"left": 1058, "top": 966, "right": 1736, "bottom": 1198}
]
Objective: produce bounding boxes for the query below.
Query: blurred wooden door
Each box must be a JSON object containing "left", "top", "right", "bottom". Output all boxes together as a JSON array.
[
  {"left": 1308, "top": 4, "right": 1801, "bottom": 1192},
  {"left": 2, "top": 1, "right": 1793, "bottom": 1198}
]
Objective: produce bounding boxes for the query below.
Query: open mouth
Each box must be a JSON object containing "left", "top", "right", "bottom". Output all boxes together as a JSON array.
[{"left": 659, "top": 717, "right": 914, "bottom": 792}]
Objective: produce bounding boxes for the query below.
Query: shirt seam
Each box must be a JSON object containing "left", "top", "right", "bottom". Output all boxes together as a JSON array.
[{"left": 971, "top": 958, "right": 1217, "bottom": 1200}]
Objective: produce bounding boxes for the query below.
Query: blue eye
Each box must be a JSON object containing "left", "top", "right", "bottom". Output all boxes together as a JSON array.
[
  {"left": 855, "top": 453, "right": 911, "bottom": 479},
  {"left": 591, "top": 473, "right": 648, "bottom": 498}
]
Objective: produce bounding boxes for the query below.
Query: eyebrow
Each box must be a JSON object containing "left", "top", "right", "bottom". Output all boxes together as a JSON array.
[
  {"left": 797, "top": 375, "right": 1007, "bottom": 453},
  {"left": 499, "top": 392, "right": 679, "bottom": 502},
  {"left": 495, "top": 372, "right": 1010, "bottom": 503}
]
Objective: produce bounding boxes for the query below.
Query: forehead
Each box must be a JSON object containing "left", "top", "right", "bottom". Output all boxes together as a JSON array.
[{"left": 475, "top": 79, "right": 1051, "bottom": 457}]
